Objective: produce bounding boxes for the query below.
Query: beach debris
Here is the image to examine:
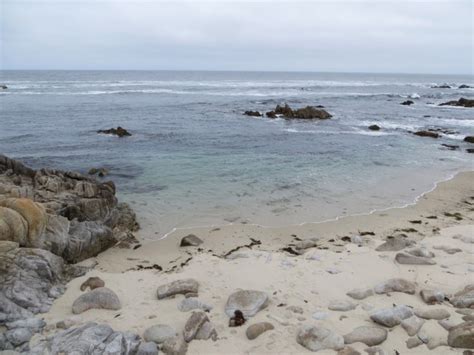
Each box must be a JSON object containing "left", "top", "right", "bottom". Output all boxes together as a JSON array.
[
  {"left": 80, "top": 276, "right": 105, "bottom": 291},
  {"left": 246, "top": 322, "right": 274, "bottom": 340},
  {"left": 296, "top": 325, "right": 344, "bottom": 352},
  {"left": 395, "top": 252, "right": 436, "bottom": 265},
  {"left": 370, "top": 305, "right": 413, "bottom": 327},
  {"left": 420, "top": 289, "right": 445, "bottom": 304},
  {"left": 225, "top": 290, "right": 268, "bottom": 317},
  {"left": 97, "top": 126, "right": 132, "bottom": 137},
  {"left": 439, "top": 97, "right": 474, "bottom": 108},
  {"left": 72, "top": 287, "right": 121, "bottom": 314},
  {"left": 343, "top": 326, "right": 388, "bottom": 346},
  {"left": 450, "top": 284, "right": 474, "bottom": 308},
  {"left": 229, "top": 310, "right": 246, "bottom": 327},
  {"left": 368, "top": 125, "right": 380, "bottom": 131},
  {"left": 179, "top": 234, "right": 203, "bottom": 247},
  {"left": 401, "top": 315, "right": 425, "bottom": 336},
  {"left": 156, "top": 278, "right": 199, "bottom": 299},
  {"left": 448, "top": 321, "right": 474, "bottom": 348},
  {"left": 143, "top": 324, "right": 177, "bottom": 344},
  {"left": 374, "top": 278, "right": 416, "bottom": 295}
]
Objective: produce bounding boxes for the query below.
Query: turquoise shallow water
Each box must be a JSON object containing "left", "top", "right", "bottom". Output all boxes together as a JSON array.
[{"left": 0, "top": 71, "right": 473, "bottom": 237}]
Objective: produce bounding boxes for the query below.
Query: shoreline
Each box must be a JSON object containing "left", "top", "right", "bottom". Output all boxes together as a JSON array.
[{"left": 156, "top": 168, "right": 474, "bottom": 241}]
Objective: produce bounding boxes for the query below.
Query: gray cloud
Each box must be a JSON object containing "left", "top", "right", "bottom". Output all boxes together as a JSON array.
[{"left": 1, "top": 0, "right": 472, "bottom": 73}]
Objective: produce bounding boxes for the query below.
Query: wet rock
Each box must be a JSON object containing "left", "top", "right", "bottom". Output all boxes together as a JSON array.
[
  {"left": 415, "top": 308, "right": 450, "bottom": 320},
  {"left": 439, "top": 98, "right": 474, "bottom": 108},
  {"left": 374, "top": 278, "right": 416, "bottom": 295},
  {"left": 274, "top": 104, "right": 332, "bottom": 119},
  {"left": 137, "top": 341, "right": 159, "bottom": 355},
  {"left": 465, "top": 136, "right": 474, "bottom": 144},
  {"left": 177, "top": 298, "right": 213, "bottom": 312},
  {"left": 179, "top": 234, "right": 203, "bottom": 247},
  {"left": 343, "top": 326, "right": 387, "bottom": 346},
  {"left": 375, "top": 237, "right": 415, "bottom": 252},
  {"left": 97, "top": 126, "right": 132, "bottom": 137},
  {"left": 296, "top": 325, "right": 344, "bottom": 352},
  {"left": 328, "top": 300, "right": 357, "bottom": 312},
  {"left": 401, "top": 100, "right": 414, "bottom": 105},
  {"left": 413, "top": 131, "right": 440, "bottom": 138},
  {"left": 448, "top": 321, "right": 474, "bottom": 348},
  {"left": 395, "top": 252, "right": 436, "bottom": 265},
  {"left": 157, "top": 279, "right": 199, "bottom": 299},
  {"left": 401, "top": 315, "right": 425, "bottom": 336},
  {"left": 370, "top": 305, "right": 413, "bottom": 327},
  {"left": 80, "top": 276, "right": 105, "bottom": 291},
  {"left": 244, "top": 111, "right": 262, "bottom": 117},
  {"left": 266, "top": 111, "right": 277, "bottom": 118},
  {"left": 29, "top": 322, "right": 140, "bottom": 354},
  {"left": 143, "top": 324, "right": 177, "bottom": 344},
  {"left": 225, "top": 290, "right": 268, "bottom": 317},
  {"left": 72, "top": 287, "right": 121, "bottom": 314},
  {"left": 431, "top": 84, "right": 451, "bottom": 89},
  {"left": 368, "top": 125, "right": 380, "bottom": 131},
  {"left": 450, "top": 285, "right": 474, "bottom": 308},
  {"left": 346, "top": 288, "right": 374, "bottom": 300},
  {"left": 246, "top": 322, "right": 274, "bottom": 340},
  {"left": 459, "top": 84, "right": 472, "bottom": 89}
]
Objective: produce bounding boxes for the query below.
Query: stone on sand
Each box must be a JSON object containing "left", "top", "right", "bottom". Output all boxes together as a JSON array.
[
  {"left": 183, "top": 311, "right": 212, "bottom": 342},
  {"left": 370, "top": 305, "right": 413, "bottom": 327},
  {"left": 246, "top": 322, "right": 274, "bottom": 340},
  {"left": 343, "top": 326, "right": 387, "bottom": 346},
  {"left": 156, "top": 279, "right": 199, "bottom": 299},
  {"left": 374, "top": 278, "right": 416, "bottom": 295},
  {"left": 401, "top": 316, "right": 425, "bottom": 336},
  {"left": 420, "top": 289, "right": 445, "bottom": 304},
  {"left": 395, "top": 252, "right": 436, "bottom": 265},
  {"left": 225, "top": 290, "right": 268, "bottom": 317},
  {"left": 375, "top": 237, "right": 415, "bottom": 252},
  {"left": 346, "top": 288, "right": 374, "bottom": 300},
  {"left": 414, "top": 308, "right": 450, "bottom": 320},
  {"left": 448, "top": 321, "right": 474, "bottom": 349},
  {"left": 328, "top": 300, "right": 357, "bottom": 312},
  {"left": 296, "top": 325, "right": 344, "bottom": 352},
  {"left": 143, "top": 324, "right": 177, "bottom": 344},
  {"left": 137, "top": 341, "right": 159, "bottom": 355},
  {"left": 450, "top": 284, "right": 474, "bottom": 308},
  {"left": 179, "top": 234, "right": 203, "bottom": 247},
  {"left": 177, "top": 298, "right": 213, "bottom": 312},
  {"left": 72, "top": 287, "right": 121, "bottom": 314}
]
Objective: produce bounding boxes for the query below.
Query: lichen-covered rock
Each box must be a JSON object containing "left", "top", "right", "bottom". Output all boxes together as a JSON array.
[
  {"left": 29, "top": 322, "right": 141, "bottom": 354},
  {"left": 72, "top": 287, "right": 121, "bottom": 314},
  {"left": 296, "top": 325, "right": 344, "bottom": 352},
  {"left": 157, "top": 279, "right": 199, "bottom": 299},
  {"left": 225, "top": 290, "right": 268, "bottom": 317}
]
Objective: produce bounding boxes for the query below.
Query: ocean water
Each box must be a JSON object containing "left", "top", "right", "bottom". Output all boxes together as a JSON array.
[{"left": 0, "top": 70, "right": 473, "bottom": 238}]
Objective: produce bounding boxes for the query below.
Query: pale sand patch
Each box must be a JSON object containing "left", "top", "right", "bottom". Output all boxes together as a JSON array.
[{"left": 40, "top": 224, "right": 474, "bottom": 354}]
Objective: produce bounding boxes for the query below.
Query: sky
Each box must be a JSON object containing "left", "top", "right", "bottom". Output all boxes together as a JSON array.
[{"left": 1, "top": 0, "right": 473, "bottom": 74}]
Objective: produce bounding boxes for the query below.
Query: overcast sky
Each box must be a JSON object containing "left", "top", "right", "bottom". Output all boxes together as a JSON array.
[{"left": 1, "top": 0, "right": 472, "bottom": 74}]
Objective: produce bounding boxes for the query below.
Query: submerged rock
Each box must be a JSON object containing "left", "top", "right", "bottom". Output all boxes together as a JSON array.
[
  {"left": 244, "top": 111, "right": 262, "bottom": 117},
  {"left": 368, "top": 125, "right": 381, "bottom": 131},
  {"left": 97, "top": 126, "right": 132, "bottom": 137},
  {"left": 413, "top": 131, "right": 440, "bottom": 138},
  {"left": 464, "top": 136, "right": 474, "bottom": 144},
  {"left": 225, "top": 290, "right": 268, "bottom": 317},
  {"left": 401, "top": 100, "right": 414, "bottom": 105}
]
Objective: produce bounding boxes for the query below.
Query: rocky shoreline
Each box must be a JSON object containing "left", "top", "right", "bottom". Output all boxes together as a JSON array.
[{"left": 1, "top": 156, "right": 474, "bottom": 354}]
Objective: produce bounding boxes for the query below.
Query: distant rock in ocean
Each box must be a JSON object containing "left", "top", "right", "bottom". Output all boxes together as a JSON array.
[
  {"left": 97, "top": 126, "right": 132, "bottom": 137},
  {"left": 439, "top": 97, "right": 474, "bottom": 108},
  {"left": 401, "top": 100, "right": 414, "bottom": 105},
  {"left": 264, "top": 104, "right": 332, "bottom": 120}
]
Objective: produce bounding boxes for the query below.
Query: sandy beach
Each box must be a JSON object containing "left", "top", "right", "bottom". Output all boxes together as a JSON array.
[{"left": 34, "top": 171, "right": 474, "bottom": 354}]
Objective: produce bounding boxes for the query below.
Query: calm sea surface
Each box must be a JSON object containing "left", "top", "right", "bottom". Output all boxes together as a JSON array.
[{"left": 1, "top": 71, "right": 473, "bottom": 237}]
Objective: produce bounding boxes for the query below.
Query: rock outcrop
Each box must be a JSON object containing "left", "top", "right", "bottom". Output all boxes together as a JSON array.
[
  {"left": 439, "top": 98, "right": 474, "bottom": 108},
  {"left": 97, "top": 126, "right": 132, "bottom": 137}
]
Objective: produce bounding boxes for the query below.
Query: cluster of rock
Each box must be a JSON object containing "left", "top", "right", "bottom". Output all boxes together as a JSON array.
[
  {"left": 0, "top": 155, "right": 139, "bottom": 352},
  {"left": 439, "top": 97, "right": 474, "bottom": 108},
  {"left": 244, "top": 104, "right": 332, "bottom": 120},
  {"left": 431, "top": 84, "right": 472, "bottom": 89}
]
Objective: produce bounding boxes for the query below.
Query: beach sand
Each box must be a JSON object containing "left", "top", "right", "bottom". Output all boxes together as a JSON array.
[{"left": 37, "top": 171, "right": 474, "bottom": 354}]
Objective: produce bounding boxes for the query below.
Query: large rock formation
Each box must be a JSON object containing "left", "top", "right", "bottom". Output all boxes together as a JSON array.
[
  {"left": 0, "top": 155, "right": 140, "bottom": 352},
  {"left": 268, "top": 104, "right": 332, "bottom": 120},
  {"left": 439, "top": 98, "right": 474, "bottom": 108}
]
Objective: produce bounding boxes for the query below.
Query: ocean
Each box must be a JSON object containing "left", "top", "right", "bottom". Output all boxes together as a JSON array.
[{"left": 0, "top": 70, "right": 473, "bottom": 238}]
